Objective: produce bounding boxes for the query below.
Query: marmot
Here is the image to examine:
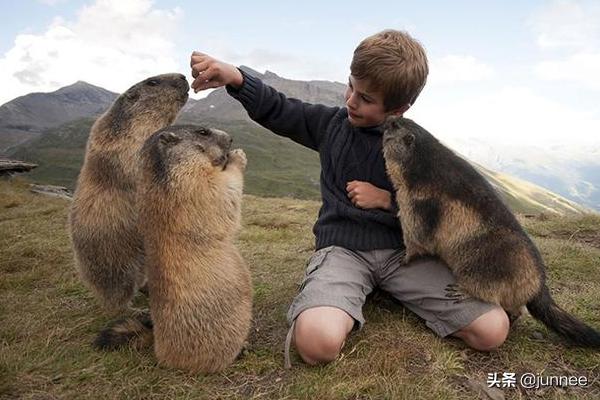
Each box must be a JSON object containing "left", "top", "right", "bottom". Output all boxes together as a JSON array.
[
  {"left": 96, "top": 125, "right": 253, "bottom": 373},
  {"left": 382, "top": 116, "right": 600, "bottom": 347},
  {"left": 69, "top": 73, "right": 189, "bottom": 314}
]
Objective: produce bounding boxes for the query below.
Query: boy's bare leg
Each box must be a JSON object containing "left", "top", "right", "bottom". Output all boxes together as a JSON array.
[
  {"left": 293, "top": 306, "right": 355, "bottom": 365},
  {"left": 452, "top": 307, "right": 510, "bottom": 351}
]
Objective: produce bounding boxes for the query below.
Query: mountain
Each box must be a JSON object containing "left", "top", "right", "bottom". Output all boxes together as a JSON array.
[
  {"left": 3, "top": 70, "right": 596, "bottom": 214},
  {"left": 474, "top": 164, "right": 590, "bottom": 215},
  {"left": 449, "top": 139, "right": 600, "bottom": 213},
  {"left": 0, "top": 81, "right": 117, "bottom": 153}
]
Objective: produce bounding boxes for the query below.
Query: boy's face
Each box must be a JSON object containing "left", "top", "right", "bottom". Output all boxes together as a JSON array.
[{"left": 345, "top": 75, "right": 405, "bottom": 128}]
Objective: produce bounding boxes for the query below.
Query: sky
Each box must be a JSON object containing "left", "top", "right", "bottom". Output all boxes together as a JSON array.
[{"left": 1, "top": 0, "right": 599, "bottom": 154}]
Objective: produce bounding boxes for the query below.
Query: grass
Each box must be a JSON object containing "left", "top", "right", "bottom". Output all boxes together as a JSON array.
[{"left": 1, "top": 179, "right": 600, "bottom": 399}]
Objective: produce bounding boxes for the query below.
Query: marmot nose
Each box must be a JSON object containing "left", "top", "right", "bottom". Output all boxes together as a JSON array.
[
  {"left": 174, "top": 74, "right": 189, "bottom": 91},
  {"left": 212, "top": 154, "right": 227, "bottom": 167}
]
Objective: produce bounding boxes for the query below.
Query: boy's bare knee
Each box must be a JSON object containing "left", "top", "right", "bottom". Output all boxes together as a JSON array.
[
  {"left": 293, "top": 307, "right": 354, "bottom": 365},
  {"left": 455, "top": 307, "right": 510, "bottom": 351},
  {"left": 295, "top": 326, "right": 344, "bottom": 365}
]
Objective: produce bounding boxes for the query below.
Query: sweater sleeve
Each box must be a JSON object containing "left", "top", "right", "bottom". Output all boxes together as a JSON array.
[{"left": 226, "top": 68, "right": 341, "bottom": 151}]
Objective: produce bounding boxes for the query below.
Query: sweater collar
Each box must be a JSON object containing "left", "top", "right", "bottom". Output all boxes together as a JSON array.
[{"left": 355, "top": 124, "right": 383, "bottom": 136}]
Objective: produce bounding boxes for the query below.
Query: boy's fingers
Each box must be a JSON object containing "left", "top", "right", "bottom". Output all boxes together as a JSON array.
[
  {"left": 191, "top": 51, "right": 206, "bottom": 59},
  {"left": 192, "top": 78, "right": 222, "bottom": 92},
  {"left": 198, "top": 68, "right": 219, "bottom": 83},
  {"left": 191, "top": 68, "right": 217, "bottom": 89},
  {"left": 191, "top": 61, "right": 210, "bottom": 78},
  {"left": 190, "top": 54, "right": 209, "bottom": 65},
  {"left": 190, "top": 53, "right": 206, "bottom": 67}
]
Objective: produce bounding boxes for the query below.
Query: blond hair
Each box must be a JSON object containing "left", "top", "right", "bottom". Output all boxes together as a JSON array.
[{"left": 350, "top": 29, "right": 428, "bottom": 111}]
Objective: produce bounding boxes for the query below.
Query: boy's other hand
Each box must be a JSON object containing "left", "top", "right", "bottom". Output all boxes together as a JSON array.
[
  {"left": 346, "top": 181, "right": 392, "bottom": 210},
  {"left": 190, "top": 51, "right": 244, "bottom": 93}
]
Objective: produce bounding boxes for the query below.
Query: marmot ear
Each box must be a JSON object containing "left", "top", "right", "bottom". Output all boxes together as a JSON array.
[
  {"left": 159, "top": 131, "right": 182, "bottom": 146},
  {"left": 402, "top": 132, "right": 415, "bottom": 147},
  {"left": 125, "top": 91, "right": 140, "bottom": 101}
]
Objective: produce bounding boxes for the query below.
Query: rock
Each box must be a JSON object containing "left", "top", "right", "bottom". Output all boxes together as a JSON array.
[
  {"left": 0, "top": 159, "right": 38, "bottom": 176},
  {"left": 29, "top": 184, "right": 72, "bottom": 200},
  {"left": 466, "top": 378, "right": 505, "bottom": 400},
  {"left": 531, "top": 331, "right": 545, "bottom": 341}
]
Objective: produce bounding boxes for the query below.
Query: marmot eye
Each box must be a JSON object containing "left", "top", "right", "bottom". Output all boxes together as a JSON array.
[
  {"left": 146, "top": 79, "right": 160, "bottom": 86},
  {"left": 196, "top": 129, "right": 210, "bottom": 136}
]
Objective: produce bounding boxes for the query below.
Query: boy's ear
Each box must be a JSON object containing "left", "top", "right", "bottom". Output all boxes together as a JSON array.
[{"left": 389, "top": 103, "right": 411, "bottom": 116}]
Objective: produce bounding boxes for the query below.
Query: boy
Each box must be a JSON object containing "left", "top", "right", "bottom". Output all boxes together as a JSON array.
[{"left": 189, "top": 30, "right": 509, "bottom": 366}]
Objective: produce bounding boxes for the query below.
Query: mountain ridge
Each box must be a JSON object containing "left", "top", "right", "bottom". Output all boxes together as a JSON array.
[{"left": 0, "top": 81, "right": 117, "bottom": 152}]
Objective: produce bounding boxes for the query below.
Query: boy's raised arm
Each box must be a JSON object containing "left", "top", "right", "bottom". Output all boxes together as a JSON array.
[{"left": 189, "top": 51, "right": 339, "bottom": 151}]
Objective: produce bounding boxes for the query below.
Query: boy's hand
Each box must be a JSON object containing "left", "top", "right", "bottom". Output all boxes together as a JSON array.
[
  {"left": 189, "top": 51, "right": 244, "bottom": 92},
  {"left": 346, "top": 181, "right": 392, "bottom": 210}
]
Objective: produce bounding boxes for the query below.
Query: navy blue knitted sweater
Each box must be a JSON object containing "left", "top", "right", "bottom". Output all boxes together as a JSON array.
[{"left": 226, "top": 69, "right": 403, "bottom": 251}]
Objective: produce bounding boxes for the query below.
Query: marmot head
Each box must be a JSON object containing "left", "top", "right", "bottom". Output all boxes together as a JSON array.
[
  {"left": 382, "top": 116, "right": 422, "bottom": 164},
  {"left": 382, "top": 116, "right": 439, "bottom": 188},
  {"left": 141, "top": 124, "right": 233, "bottom": 185},
  {"left": 108, "top": 73, "right": 190, "bottom": 135}
]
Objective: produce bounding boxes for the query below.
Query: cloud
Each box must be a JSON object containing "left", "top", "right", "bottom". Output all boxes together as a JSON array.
[
  {"left": 411, "top": 85, "right": 600, "bottom": 148},
  {"left": 428, "top": 55, "right": 494, "bottom": 85},
  {"left": 529, "top": 0, "right": 600, "bottom": 50},
  {"left": 0, "top": 0, "right": 182, "bottom": 105},
  {"left": 528, "top": 1, "right": 600, "bottom": 91},
  {"left": 534, "top": 53, "right": 600, "bottom": 89}
]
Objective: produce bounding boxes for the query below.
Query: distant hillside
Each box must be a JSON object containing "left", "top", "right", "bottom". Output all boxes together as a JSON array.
[
  {"left": 0, "top": 82, "right": 117, "bottom": 153},
  {"left": 475, "top": 165, "right": 591, "bottom": 215},
  {"left": 4, "top": 70, "right": 595, "bottom": 214},
  {"left": 9, "top": 118, "right": 96, "bottom": 189},
  {"left": 450, "top": 138, "right": 600, "bottom": 216}
]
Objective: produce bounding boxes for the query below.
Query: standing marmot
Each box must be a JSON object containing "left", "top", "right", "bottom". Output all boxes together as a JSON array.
[
  {"left": 382, "top": 116, "right": 600, "bottom": 347},
  {"left": 69, "top": 73, "right": 189, "bottom": 314},
  {"left": 96, "top": 125, "right": 253, "bottom": 373}
]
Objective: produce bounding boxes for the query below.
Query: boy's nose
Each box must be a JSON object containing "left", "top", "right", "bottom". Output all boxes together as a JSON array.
[{"left": 346, "top": 94, "right": 358, "bottom": 110}]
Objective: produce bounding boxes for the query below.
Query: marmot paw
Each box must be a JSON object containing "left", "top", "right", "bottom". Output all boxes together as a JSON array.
[
  {"left": 445, "top": 283, "right": 470, "bottom": 303},
  {"left": 228, "top": 149, "right": 247, "bottom": 170}
]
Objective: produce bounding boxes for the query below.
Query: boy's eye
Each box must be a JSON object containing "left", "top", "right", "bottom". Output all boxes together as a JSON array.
[{"left": 361, "top": 95, "right": 372, "bottom": 103}]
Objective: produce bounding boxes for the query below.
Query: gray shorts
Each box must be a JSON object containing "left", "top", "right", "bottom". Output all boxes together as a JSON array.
[{"left": 286, "top": 245, "right": 498, "bottom": 337}]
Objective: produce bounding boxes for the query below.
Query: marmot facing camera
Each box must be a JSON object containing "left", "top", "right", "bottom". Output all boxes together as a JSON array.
[
  {"left": 382, "top": 116, "right": 600, "bottom": 347},
  {"left": 138, "top": 125, "right": 251, "bottom": 373},
  {"left": 69, "top": 73, "right": 189, "bottom": 314}
]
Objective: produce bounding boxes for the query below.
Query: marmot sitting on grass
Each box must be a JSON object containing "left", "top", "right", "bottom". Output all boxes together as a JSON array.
[
  {"left": 382, "top": 116, "right": 600, "bottom": 347},
  {"left": 96, "top": 125, "right": 253, "bottom": 374},
  {"left": 69, "top": 74, "right": 189, "bottom": 314}
]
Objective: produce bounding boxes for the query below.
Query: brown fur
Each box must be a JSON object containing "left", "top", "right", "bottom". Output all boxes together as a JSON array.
[
  {"left": 69, "top": 74, "right": 189, "bottom": 314},
  {"left": 383, "top": 116, "right": 600, "bottom": 347},
  {"left": 138, "top": 125, "right": 252, "bottom": 373}
]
